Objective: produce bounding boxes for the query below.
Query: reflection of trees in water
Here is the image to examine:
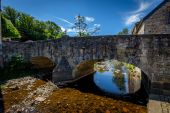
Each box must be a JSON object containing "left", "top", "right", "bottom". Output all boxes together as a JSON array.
[
  {"left": 98, "top": 68, "right": 105, "bottom": 73},
  {"left": 95, "top": 60, "right": 141, "bottom": 94},
  {"left": 113, "top": 68, "right": 126, "bottom": 92},
  {"left": 112, "top": 60, "right": 124, "bottom": 69}
]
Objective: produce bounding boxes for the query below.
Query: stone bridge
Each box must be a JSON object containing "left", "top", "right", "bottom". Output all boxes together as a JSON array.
[{"left": 2, "top": 34, "right": 170, "bottom": 95}]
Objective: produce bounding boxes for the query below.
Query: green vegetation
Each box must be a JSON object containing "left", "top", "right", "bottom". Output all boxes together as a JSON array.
[
  {"left": 124, "top": 63, "right": 135, "bottom": 72},
  {"left": 72, "top": 14, "right": 100, "bottom": 37},
  {"left": 113, "top": 70, "right": 126, "bottom": 92},
  {"left": 2, "top": 16, "right": 21, "bottom": 39},
  {"left": 2, "top": 6, "right": 64, "bottom": 41},
  {"left": 112, "top": 60, "right": 125, "bottom": 91},
  {"left": 112, "top": 60, "right": 124, "bottom": 69},
  {"left": 0, "top": 55, "right": 36, "bottom": 81},
  {"left": 117, "top": 28, "right": 129, "bottom": 35}
]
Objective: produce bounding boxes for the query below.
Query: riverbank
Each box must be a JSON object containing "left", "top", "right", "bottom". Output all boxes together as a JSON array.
[{"left": 0, "top": 76, "right": 147, "bottom": 113}]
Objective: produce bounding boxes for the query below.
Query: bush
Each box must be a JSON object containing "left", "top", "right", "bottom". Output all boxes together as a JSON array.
[{"left": 0, "top": 55, "right": 35, "bottom": 81}]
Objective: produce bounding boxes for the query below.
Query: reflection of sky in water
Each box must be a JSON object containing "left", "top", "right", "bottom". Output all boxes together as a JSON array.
[
  {"left": 93, "top": 61, "right": 140, "bottom": 95},
  {"left": 94, "top": 71, "right": 127, "bottom": 94},
  {"left": 94, "top": 71, "right": 123, "bottom": 94}
]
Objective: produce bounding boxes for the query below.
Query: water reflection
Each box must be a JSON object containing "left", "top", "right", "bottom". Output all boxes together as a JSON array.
[{"left": 93, "top": 60, "right": 141, "bottom": 95}]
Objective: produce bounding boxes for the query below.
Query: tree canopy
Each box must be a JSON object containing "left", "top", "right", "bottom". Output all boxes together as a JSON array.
[
  {"left": 2, "top": 16, "right": 21, "bottom": 39},
  {"left": 117, "top": 28, "right": 129, "bottom": 35},
  {"left": 2, "top": 6, "right": 64, "bottom": 41}
]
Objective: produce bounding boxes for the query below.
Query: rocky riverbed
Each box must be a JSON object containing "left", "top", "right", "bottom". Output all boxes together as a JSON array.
[{"left": 0, "top": 77, "right": 147, "bottom": 113}]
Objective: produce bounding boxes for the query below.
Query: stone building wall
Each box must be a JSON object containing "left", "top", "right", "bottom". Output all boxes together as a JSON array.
[
  {"left": 144, "top": 1, "right": 170, "bottom": 34},
  {"left": 138, "top": 24, "right": 145, "bottom": 34},
  {"left": 2, "top": 34, "right": 170, "bottom": 95}
]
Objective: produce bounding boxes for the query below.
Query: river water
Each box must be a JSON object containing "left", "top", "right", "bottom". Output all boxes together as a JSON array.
[
  {"left": 69, "top": 60, "right": 148, "bottom": 105},
  {"left": 93, "top": 60, "right": 141, "bottom": 95}
]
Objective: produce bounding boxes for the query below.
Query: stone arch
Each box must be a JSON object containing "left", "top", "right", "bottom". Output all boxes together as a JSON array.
[
  {"left": 71, "top": 58, "right": 151, "bottom": 95},
  {"left": 30, "top": 56, "right": 56, "bottom": 69}
]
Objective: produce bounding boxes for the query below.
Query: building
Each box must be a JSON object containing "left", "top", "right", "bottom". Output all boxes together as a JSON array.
[{"left": 132, "top": 0, "right": 170, "bottom": 34}]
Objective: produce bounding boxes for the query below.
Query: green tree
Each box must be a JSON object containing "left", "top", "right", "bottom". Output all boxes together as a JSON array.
[
  {"left": 45, "top": 21, "right": 62, "bottom": 39},
  {"left": 2, "top": 6, "right": 64, "bottom": 41},
  {"left": 118, "top": 28, "right": 129, "bottom": 35},
  {"left": 2, "top": 16, "right": 21, "bottom": 39},
  {"left": 2, "top": 6, "right": 19, "bottom": 27},
  {"left": 17, "top": 13, "right": 35, "bottom": 40}
]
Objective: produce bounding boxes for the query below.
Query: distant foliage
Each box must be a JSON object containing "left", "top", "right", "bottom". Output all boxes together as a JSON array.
[
  {"left": 117, "top": 28, "right": 129, "bottom": 35},
  {"left": 2, "top": 6, "right": 64, "bottom": 41},
  {"left": 2, "top": 16, "right": 21, "bottom": 39}
]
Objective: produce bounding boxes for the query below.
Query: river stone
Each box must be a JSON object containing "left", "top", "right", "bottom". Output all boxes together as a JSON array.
[{"left": 35, "top": 97, "right": 46, "bottom": 102}]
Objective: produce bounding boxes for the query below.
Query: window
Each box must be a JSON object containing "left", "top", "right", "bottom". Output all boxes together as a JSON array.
[{"left": 168, "top": 12, "right": 170, "bottom": 24}]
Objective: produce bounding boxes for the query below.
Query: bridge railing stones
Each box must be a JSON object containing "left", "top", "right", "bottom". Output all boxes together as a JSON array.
[{"left": 2, "top": 34, "right": 170, "bottom": 95}]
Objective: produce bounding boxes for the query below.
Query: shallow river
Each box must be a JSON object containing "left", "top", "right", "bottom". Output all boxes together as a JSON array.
[
  {"left": 93, "top": 60, "right": 141, "bottom": 95},
  {"left": 69, "top": 60, "right": 148, "bottom": 105}
]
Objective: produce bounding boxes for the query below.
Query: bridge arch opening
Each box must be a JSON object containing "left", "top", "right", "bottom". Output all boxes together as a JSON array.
[
  {"left": 30, "top": 56, "right": 56, "bottom": 80},
  {"left": 70, "top": 59, "right": 150, "bottom": 104},
  {"left": 30, "top": 56, "right": 56, "bottom": 69}
]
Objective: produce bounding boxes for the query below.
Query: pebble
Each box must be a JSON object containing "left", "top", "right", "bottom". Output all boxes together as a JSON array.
[
  {"left": 79, "top": 110, "right": 83, "bottom": 113},
  {"left": 105, "top": 110, "right": 110, "bottom": 113},
  {"left": 10, "top": 86, "right": 19, "bottom": 90},
  {"left": 100, "top": 102, "right": 105, "bottom": 106},
  {"left": 63, "top": 97, "right": 67, "bottom": 100},
  {"left": 35, "top": 97, "right": 46, "bottom": 102},
  {"left": 123, "top": 107, "right": 129, "bottom": 112},
  {"left": 112, "top": 106, "right": 116, "bottom": 109}
]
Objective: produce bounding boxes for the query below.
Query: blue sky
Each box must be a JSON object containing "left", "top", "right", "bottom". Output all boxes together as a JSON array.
[{"left": 2, "top": 0, "right": 163, "bottom": 36}]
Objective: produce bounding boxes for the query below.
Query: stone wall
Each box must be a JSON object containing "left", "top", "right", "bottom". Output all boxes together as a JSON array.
[
  {"left": 144, "top": 1, "right": 170, "bottom": 34},
  {"left": 2, "top": 34, "right": 170, "bottom": 95}
]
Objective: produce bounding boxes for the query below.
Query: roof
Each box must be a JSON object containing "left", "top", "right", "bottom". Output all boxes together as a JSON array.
[
  {"left": 142, "top": 0, "right": 168, "bottom": 21},
  {"left": 132, "top": 0, "right": 169, "bottom": 34}
]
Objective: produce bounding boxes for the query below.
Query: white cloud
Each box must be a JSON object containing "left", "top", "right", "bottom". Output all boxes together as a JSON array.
[
  {"left": 124, "top": 1, "right": 152, "bottom": 26},
  {"left": 60, "top": 26, "right": 66, "bottom": 32},
  {"left": 56, "top": 17, "right": 74, "bottom": 26},
  {"left": 67, "top": 28, "right": 77, "bottom": 33},
  {"left": 85, "top": 16, "right": 95, "bottom": 23},
  {"left": 94, "top": 24, "right": 101, "bottom": 28},
  {"left": 125, "top": 14, "right": 141, "bottom": 25},
  {"left": 132, "top": 2, "right": 151, "bottom": 13}
]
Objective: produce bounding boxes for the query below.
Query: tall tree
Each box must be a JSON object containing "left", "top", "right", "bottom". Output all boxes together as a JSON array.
[
  {"left": 72, "top": 15, "right": 88, "bottom": 37},
  {"left": 72, "top": 14, "right": 100, "bottom": 37}
]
